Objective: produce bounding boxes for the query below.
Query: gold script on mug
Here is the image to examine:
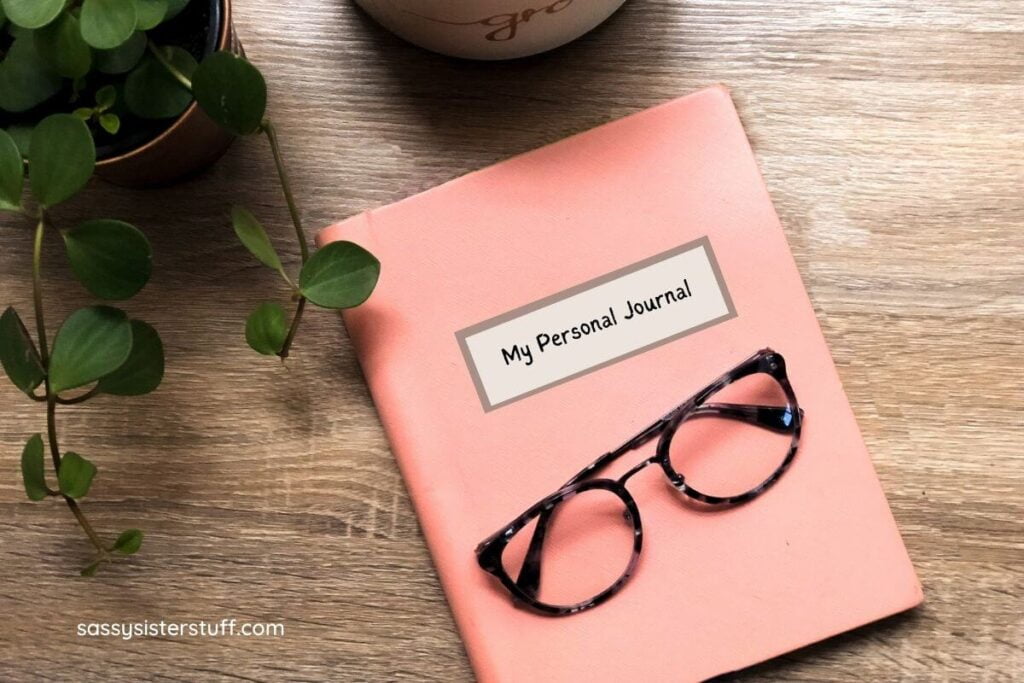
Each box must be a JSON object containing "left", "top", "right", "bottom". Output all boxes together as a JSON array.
[{"left": 353, "top": 0, "right": 628, "bottom": 59}]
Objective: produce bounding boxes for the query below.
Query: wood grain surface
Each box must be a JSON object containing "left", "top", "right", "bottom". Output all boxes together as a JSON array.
[{"left": 1, "top": 1, "right": 1021, "bottom": 680}]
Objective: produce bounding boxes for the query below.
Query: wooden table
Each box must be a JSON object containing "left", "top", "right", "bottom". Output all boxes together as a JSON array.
[{"left": 1, "top": 1, "right": 1021, "bottom": 680}]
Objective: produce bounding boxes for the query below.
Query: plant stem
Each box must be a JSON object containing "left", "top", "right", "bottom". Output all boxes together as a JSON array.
[
  {"left": 278, "top": 297, "right": 307, "bottom": 361},
  {"left": 44, "top": 391, "right": 60, "bottom": 471},
  {"left": 65, "top": 495, "right": 106, "bottom": 554},
  {"left": 46, "top": 394, "right": 104, "bottom": 554},
  {"left": 32, "top": 218, "right": 49, "bottom": 364},
  {"left": 262, "top": 119, "right": 311, "bottom": 359},
  {"left": 147, "top": 42, "right": 193, "bottom": 90},
  {"left": 278, "top": 268, "right": 298, "bottom": 292},
  {"left": 30, "top": 216, "right": 106, "bottom": 557},
  {"left": 262, "top": 119, "right": 309, "bottom": 263}
]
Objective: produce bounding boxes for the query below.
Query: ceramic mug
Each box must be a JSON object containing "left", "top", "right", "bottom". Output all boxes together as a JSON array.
[{"left": 353, "top": 0, "right": 628, "bottom": 60}]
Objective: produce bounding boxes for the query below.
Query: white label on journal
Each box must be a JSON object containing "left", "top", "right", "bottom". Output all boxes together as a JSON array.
[{"left": 456, "top": 236, "right": 737, "bottom": 411}]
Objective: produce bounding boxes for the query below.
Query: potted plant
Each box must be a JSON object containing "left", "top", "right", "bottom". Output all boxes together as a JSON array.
[
  {"left": 0, "top": 0, "right": 237, "bottom": 186},
  {"left": 1, "top": 25, "right": 382, "bottom": 571}
]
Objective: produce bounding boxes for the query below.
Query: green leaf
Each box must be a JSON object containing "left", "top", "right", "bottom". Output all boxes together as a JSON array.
[
  {"left": 299, "top": 241, "right": 381, "bottom": 309},
  {"left": 29, "top": 114, "right": 96, "bottom": 207},
  {"left": 80, "top": 0, "right": 137, "bottom": 50},
  {"left": 97, "top": 320, "right": 163, "bottom": 395},
  {"left": 99, "top": 113, "right": 121, "bottom": 135},
  {"left": 34, "top": 12, "right": 91, "bottom": 78},
  {"left": 164, "top": 0, "right": 189, "bottom": 19},
  {"left": 0, "top": 3, "right": 6, "bottom": 27},
  {"left": 80, "top": 560, "right": 103, "bottom": 576},
  {"left": 1, "top": 0, "right": 64, "bottom": 28},
  {"left": 0, "top": 306, "right": 45, "bottom": 395},
  {"left": 0, "top": 37, "right": 62, "bottom": 113},
  {"left": 124, "top": 48, "right": 196, "bottom": 119},
  {"left": 21, "top": 434, "right": 48, "bottom": 501},
  {"left": 63, "top": 219, "right": 152, "bottom": 300},
  {"left": 58, "top": 452, "right": 97, "bottom": 499},
  {"left": 6, "top": 20, "right": 29, "bottom": 38},
  {"left": 49, "top": 306, "right": 133, "bottom": 394},
  {"left": 112, "top": 529, "right": 143, "bottom": 554},
  {"left": 95, "top": 84, "right": 117, "bottom": 110},
  {"left": 5, "top": 125, "right": 32, "bottom": 157},
  {"left": 133, "top": 0, "right": 166, "bottom": 29},
  {"left": 245, "top": 302, "right": 288, "bottom": 356},
  {"left": 231, "top": 206, "right": 283, "bottom": 272},
  {"left": 94, "top": 31, "right": 146, "bottom": 74},
  {"left": 0, "top": 127, "right": 23, "bottom": 211},
  {"left": 192, "top": 51, "right": 267, "bottom": 136},
  {"left": 73, "top": 107, "right": 94, "bottom": 121}
]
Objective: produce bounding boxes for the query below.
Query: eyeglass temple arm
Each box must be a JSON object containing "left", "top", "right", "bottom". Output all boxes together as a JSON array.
[{"left": 691, "top": 402, "right": 801, "bottom": 432}]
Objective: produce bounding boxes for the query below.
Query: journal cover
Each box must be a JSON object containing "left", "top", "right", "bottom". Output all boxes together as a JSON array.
[{"left": 317, "top": 86, "right": 922, "bottom": 682}]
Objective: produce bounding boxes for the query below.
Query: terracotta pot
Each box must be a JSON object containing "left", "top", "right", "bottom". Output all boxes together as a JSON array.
[{"left": 95, "top": 0, "right": 241, "bottom": 187}]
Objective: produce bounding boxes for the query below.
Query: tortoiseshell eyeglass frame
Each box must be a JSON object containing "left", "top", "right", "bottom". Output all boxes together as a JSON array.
[{"left": 475, "top": 348, "right": 804, "bottom": 616}]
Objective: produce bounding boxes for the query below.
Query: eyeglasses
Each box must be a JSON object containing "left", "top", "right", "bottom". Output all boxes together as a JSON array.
[{"left": 475, "top": 348, "right": 804, "bottom": 616}]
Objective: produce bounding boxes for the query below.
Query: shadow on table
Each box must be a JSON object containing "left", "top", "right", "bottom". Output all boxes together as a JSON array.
[{"left": 344, "top": 0, "right": 687, "bottom": 156}]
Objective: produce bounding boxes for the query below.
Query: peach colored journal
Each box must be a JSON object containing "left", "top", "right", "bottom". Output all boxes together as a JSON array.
[{"left": 318, "top": 86, "right": 921, "bottom": 682}]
